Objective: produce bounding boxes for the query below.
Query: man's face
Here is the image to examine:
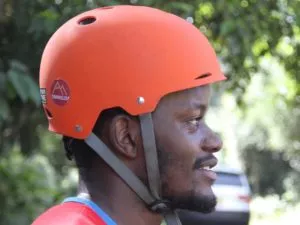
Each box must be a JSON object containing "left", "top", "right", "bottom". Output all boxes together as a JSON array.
[{"left": 152, "top": 85, "right": 222, "bottom": 213}]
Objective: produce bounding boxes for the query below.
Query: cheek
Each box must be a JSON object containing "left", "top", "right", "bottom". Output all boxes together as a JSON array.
[{"left": 157, "top": 129, "right": 199, "bottom": 193}]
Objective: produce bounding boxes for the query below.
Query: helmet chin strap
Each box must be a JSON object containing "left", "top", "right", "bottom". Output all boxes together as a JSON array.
[
  {"left": 84, "top": 113, "right": 182, "bottom": 225},
  {"left": 139, "top": 113, "right": 182, "bottom": 225}
]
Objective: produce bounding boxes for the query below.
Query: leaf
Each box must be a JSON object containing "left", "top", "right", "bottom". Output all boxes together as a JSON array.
[
  {"left": 198, "top": 2, "right": 214, "bottom": 19},
  {"left": 7, "top": 70, "right": 29, "bottom": 102},
  {"left": 23, "top": 75, "right": 40, "bottom": 106},
  {"left": 220, "top": 20, "right": 236, "bottom": 36},
  {"left": 0, "top": 97, "right": 10, "bottom": 120},
  {"left": 0, "top": 71, "right": 6, "bottom": 92},
  {"left": 6, "top": 60, "right": 40, "bottom": 105},
  {"left": 9, "top": 60, "right": 28, "bottom": 73},
  {"left": 39, "top": 8, "right": 59, "bottom": 20},
  {"left": 165, "top": 2, "right": 194, "bottom": 15}
]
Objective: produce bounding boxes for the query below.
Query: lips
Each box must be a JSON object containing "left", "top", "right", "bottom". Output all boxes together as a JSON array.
[
  {"left": 200, "top": 168, "right": 218, "bottom": 181},
  {"left": 199, "top": 157, "right": 218, "bottom": 169},
  {"left": 194, "top": 155, "right": 218, "bottom": 181},
  {"left": 194, "top": 155, "right": 218, "bottom": 170}
]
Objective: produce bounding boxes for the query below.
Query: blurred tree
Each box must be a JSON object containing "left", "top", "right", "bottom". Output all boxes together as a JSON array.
[
  {"left": 0, "top": 0, "right": 299, "bottom": 224},
  {"left": 237, "top": 58, "right": 300, "bottom": 203}
]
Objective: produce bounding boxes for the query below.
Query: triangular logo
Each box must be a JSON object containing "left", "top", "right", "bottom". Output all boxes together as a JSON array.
[{"left": 51, "top": 80, "right": 70, "bottom": 106}]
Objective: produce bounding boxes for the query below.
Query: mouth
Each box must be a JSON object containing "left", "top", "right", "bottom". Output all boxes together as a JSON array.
[
  {"left": 194, "top": 156, "right": 218, "bottom": 181},
  {"left": 194, "top": 155, "right": 218, "bottom": 170},
  {"left": 198, "top": 158, "right": 218, "bottom": 170}
]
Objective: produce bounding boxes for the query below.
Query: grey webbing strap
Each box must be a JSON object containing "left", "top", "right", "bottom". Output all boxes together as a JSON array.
[
  {"left": 139, "top": 113, "right": 161, "bottom": 200},
  {"left": 85, "top": 133, "right": 156, "bottom": 205},
  {"left": 164, "top": 211, "right": 182, "bottom": 225}
]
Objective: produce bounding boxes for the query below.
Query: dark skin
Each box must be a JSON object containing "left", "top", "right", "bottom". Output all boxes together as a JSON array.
[{"left": 79, "top": 85, "right": 223, "bottom": 225}]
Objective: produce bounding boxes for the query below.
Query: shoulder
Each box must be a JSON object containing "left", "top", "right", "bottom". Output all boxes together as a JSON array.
[{"left": 31, "top": 202, "right": 107, "bottom": 225}]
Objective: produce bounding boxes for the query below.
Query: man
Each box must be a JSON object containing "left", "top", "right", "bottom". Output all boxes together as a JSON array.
[{"left": 32, "top": 5, "right": 225, "bottom": 225}]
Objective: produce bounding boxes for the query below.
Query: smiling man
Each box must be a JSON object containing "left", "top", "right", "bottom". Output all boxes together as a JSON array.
[
  {"left": 32, "top": 5, "right": 225, "bottom": 225},
  {"left": 153, "top": 86, "right": 221, "bottom": 214}
]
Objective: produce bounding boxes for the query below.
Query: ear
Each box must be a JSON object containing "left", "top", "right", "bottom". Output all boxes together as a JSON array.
[{"left": 108, "top": 115, "right": 140, "bottom": 159}]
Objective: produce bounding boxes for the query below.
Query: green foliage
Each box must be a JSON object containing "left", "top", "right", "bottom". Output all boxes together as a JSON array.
[
  {"left": 7, "top": 60, "right": 40, "bottom": 105},
  {"left": 0, "top": 149, "right": 57, "bottom": 224},
  {"left": 0, "top": 0, "right": 299, "bottom": 224},
  {"left": 0, "top": 128, "right": 77, "bottom": 224},
  {"left": 242, "top": 145, "right": 291, "bottom": 197},
  {"left": 219, "top": 57, "right": 300, "bottom": 202}
]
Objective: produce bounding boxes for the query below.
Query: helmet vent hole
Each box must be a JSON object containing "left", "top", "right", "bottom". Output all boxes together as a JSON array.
[
  {"left": 195, "top": 73, "right": 212, "bottom": 80},
  {"left": 45, "top": 108, "right": 53, "bottom": 119},
  {"left": 78, "top": 17, "right": 96, "bottom": 25}
]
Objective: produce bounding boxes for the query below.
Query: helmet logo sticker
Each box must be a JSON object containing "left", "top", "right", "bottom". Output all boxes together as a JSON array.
[
  {"left": 40, "top": 88, "right": 47, "bottom": 104},
  {"left": 51, "top": 80, "right": 70, "bottom": 106}
]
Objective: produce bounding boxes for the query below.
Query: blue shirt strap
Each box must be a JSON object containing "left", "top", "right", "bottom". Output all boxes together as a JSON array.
[{"left": 63, "top": 197, "right": 117, "bottom": 225}]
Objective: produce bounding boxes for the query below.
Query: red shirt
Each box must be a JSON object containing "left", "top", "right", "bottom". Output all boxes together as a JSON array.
[{"left": 31, "top": 197, "right": 116, "bottom": 225}]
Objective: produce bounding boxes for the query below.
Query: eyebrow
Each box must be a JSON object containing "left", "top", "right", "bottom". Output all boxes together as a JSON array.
[
  {"left": 174, "top": 102, "right": 208, "bottom": 120},
  {"left": 191, "top": 102, "right": 207, "bottom": 111}
]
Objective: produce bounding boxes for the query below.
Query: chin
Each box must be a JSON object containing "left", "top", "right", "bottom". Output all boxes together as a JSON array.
[{"left": 164, "top": 191, "right": 217, "bottom": 213}]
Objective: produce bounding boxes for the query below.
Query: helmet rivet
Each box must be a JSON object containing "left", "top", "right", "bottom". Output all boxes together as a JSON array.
[
  {"left": 137, "top": 96, "right": 145, "bottom": 104},
  {"left": 75, "top": 125, "right": 82, "bottom": 132}
]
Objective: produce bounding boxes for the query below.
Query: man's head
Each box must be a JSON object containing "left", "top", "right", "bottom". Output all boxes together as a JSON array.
[
  {"left": 153, "top": 85, "right": 222, "bottom": 212},
  {"left": 40, "top": 5, "right": 226, "bottom": 219},
  {"left": 64, "top": 84, "right": 222, "bottom": 213}
]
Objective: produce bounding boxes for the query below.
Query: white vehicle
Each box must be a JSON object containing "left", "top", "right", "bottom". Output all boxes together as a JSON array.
[{"left": 179, "top": 165, "right": 251, "bottom": 225}]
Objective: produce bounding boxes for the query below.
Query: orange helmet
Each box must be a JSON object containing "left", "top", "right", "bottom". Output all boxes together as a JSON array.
[{"left": 39, "top": 5, "right": 225, "bottom": 139}]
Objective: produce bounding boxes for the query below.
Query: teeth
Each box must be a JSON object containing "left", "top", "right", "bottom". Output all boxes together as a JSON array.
[{"left": 202, "top": 166, "right": 210, "bottom": 170}]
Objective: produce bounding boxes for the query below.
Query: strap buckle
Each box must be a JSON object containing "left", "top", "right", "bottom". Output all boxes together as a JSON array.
[{"left": 149, "top": 199, "right": 171, "bottom": 213}]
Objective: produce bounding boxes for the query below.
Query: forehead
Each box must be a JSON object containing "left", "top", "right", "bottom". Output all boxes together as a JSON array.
[{"left": 155, "top": 85, "right": 211, "bottom": 112}]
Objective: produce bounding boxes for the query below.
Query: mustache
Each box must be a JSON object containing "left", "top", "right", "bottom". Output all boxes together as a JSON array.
[{"left": 193, "top": 155, "right": 216, "bottom": 170}]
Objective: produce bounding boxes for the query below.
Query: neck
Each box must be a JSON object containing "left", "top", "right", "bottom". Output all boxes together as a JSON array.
[{"left": 78, "top": 167, "right": 163, "bottom": 225}]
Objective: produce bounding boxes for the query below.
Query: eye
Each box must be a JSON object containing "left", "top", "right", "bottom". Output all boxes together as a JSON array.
[{"left": 188, "top": 116, "right": 203, "bottom": 127}]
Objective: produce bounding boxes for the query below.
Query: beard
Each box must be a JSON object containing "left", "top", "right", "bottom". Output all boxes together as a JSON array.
[
  {"left": 162, "top": 189, "right": 217, "bottom": 213},
  {"left": 157, "top": 148, "right": 217, "bottom": 213}
]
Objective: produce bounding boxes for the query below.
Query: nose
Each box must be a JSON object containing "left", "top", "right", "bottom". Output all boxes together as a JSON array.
[{"left": 201, "top": 130, "right": 223, "bottom": 153}]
